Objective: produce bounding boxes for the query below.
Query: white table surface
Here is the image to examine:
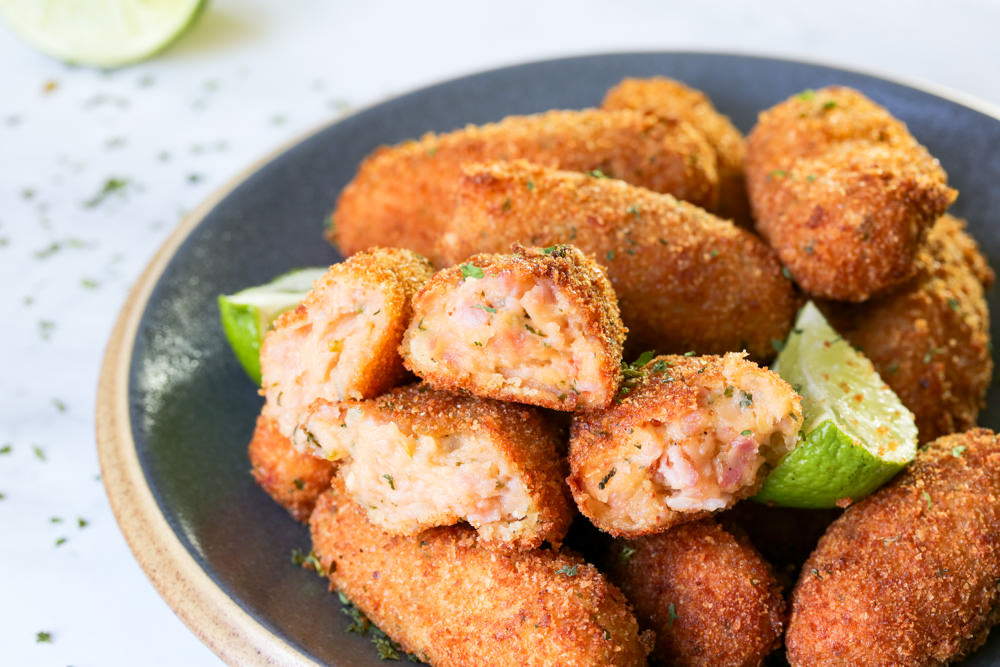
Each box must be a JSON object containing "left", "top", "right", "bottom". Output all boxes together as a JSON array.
[{"left": 2, "top": 1, "right": 999, "bottom": 664}]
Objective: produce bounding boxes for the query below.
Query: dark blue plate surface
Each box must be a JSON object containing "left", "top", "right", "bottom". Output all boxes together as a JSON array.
[{"left": 127, "top": 52, "right": 1000, "bottom": 665}]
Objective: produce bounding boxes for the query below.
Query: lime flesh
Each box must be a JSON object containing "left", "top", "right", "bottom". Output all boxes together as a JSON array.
[
  {"left": 0, "top": 0, "right": 205, "bottom": 67},
  {"left": 754, "top": 301, "right": 917, "bottom": 508},
  {"left": 218, "top": 267, "right": 326, "bottom": 385}
]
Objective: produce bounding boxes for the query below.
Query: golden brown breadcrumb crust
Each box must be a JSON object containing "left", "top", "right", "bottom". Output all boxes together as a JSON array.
[
  {"left": 401, "top": 244, "right": 626, "bottom": 411},
  {"left": 603, "top": 76, "right": 751, "bottom": 226},
  {"left": 607, "top": 519, "right": 786, "bottom": 667},
  {"left": 260, "top": 247, "right": 432, "bottom": 411},
  {"left": 822, "top": 215, "right": 993, "bottom": 443},
  {"left": 438, "top": 161, "right": 797, "bottom": 359},
  {"left": 309, "top": 478, "right": 654, "bottom": 666},
  {"left": 315, "top": 383, "right": 574, "bottom": 550},
  {"left": 746, "top": 86, "right": 956, "bottom": 301},
  {"left": 331, "top": 108, "right": 720, "bottom": 259},
  {"left": 247, "top": 412, "right": 335, "bottom": 522},
  {"left": 567, "top": 353, "right": 801, "bottom": 537},
  {"left": 786, "top": 428, "right": 1000, "bottom": 666}
]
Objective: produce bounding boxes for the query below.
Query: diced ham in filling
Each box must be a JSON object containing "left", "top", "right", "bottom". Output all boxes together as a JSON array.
[{"left": 405, "top": 271, "right": 611, "bottom": 409}]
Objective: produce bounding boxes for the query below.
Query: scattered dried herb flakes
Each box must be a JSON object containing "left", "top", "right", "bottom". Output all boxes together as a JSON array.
[
  {"left": 33, "top": 445, "right": 46, "bottom": 461},
  {"left": 83, "top": 178, "right": 128, "bottom": 208},
  {"left": 0, "top": 444, "right": 10, "bottom": 454},
  {"left": 39, "top": 320, "right": 56, "bottom": 340},
  {"left": 52, "top": 398, "right": 67, "bottom": 413},
  {"left": 36, "top": 631, "right": 52, "bottom": 643}
]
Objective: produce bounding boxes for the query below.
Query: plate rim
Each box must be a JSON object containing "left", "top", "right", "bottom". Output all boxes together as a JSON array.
[{"left": 95, "top": 49, "right": 1000, "bottom": 666}]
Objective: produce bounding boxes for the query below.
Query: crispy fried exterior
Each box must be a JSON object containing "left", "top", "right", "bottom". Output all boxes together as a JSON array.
[
  {"left": 438, "top": 161, "right": 796, "bottom": 359},
  {"left": 822, "top": 215, "right": 993, "bottom": 443},
  {"left": 786, "top": 429, "right": 1000, "bottom": 666},
  {"left": 260, "top": 247, "right": 432, "bottom": 438},
  {"left": 331, "top": 108, "right": 720, "bottom": 259},
  {"left": 606, "top": 519, "right": 785, "bottom": 667},
  {"left": 247, "top": 412, "right": 335, "bottom": 522},
  {"left": 314, "top": 384, "right": 574, "bottom": 549},
  {"left": 401, "top": 244, "right": 626, "bottom": 410},
  {"left": 568, "top": 353, "right": 801, "bottom": 537},
  {"left": 309, "top": 478, "right": 653, "bottom": 666},
  {"left": 603, "top": 76, "right": 751, "bottom": 226},
  {"left": 746, "top": 86, "right": 956, "bottom": 301}
]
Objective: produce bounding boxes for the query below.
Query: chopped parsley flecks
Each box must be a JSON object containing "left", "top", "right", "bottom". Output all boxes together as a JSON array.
[
  {"left": 0, "top": 444, "right": 10, "bottom": 454},
  {"left": 605, "top": 250, "right": 615, "bottom": 261},
  {"left": 52, "top": 398, "right": 67, "bottom": 413},
  {"left": 667, "top": 603, "right": 679, "bottom": 627},
  {"left": 526, "top": 180, "right": 534, "bottom": 191},
  {"left": 83, "top": 177, "right": 128, "bottom": 208},
  {"left": 36, "top": 631, "right": 52, "bottom": 643},
  {"left": 651, "top": 360, "right": 671, "bottom": 373},
  {"left": 947, "top": 298, "right": 960, "bottom": 311},
  {"left": 55, "top": 537, "right": 67, "bottom": 547},
  {"left": 338, "top": 592, "right": 412, "bottom": 661},
  {"left": 598, "top": 468, "right": 617, "bottom": 490},
  {"left": 724, "top": 385, "right": 734, "bottom": 398},
  {"left": 291, "top": 548, "right": 328, "bottom": 577},
  {"left": 769, "top": 169, "right": 786, "bottom": 180},
  {"left": 823, "top": 100, "right": 838, "bottom": 110},
  {"left": 33, "top": 445, "right": 46, "bottom": 461},
  {"left": 460, "top": 264, "right": 484, "bottom": 280},
  {"left": 77, "top": 517, "right": 88, "bottom": 528},
  {"left": 382, "top": 473, "right": 396, "bottom": 490},
  {"left": 555, "top": 564, "right": 579, "bottom": 576},
  {"left": 588, "top": 169, "right": 607, "bottom": 179},
  {"left": 739, "top": 391, "right": 753, "bottom": 409},
  {"left": 922, "top": 490, "right": 933, "bottom": 510},
  {"left": 80, "top": 277, "right": 100, "bottom": 290},
  {"left": 781, "top": 266, "right": 793, "bottom": 280},
  {"left": 474, "top": 304, "right": 497, "bottom": 314},
  {"left": 887, "top": 361, "right": 900, "bottom": 375},
  {"left": 626, "top": 204, "right": 640, "bottom": 217},
  {"left": 952, "top": 445, "right": 967, "bottom": 458},
  {"left": 620, "top": 545, "right": 637, "bottom": 563},
  {"left": 741, "top": 429, "right": 753, "bottom": 437},
  {"left": 797, "top": 89, "right": 816, "bottom": 101},
  {"left": 524, "top": 324, "right": 546, "bottom": 337},
  {"left": 684, "top": 350, "right": 696, "bottom": 357},
  {"left": 502, "top": 198, "right": 511, "bottom": 212},
  {"left": 293, "top": 478, "right": 304, "bottom": 490},
  {"left": 772, "top": 338, "right": 785, "bottom": 353},
  {"left": 39, "top": 319, "right": 56, "bottom": 340}
]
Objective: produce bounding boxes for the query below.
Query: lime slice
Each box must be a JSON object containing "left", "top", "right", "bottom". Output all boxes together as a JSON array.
[
  {"left": 218, "top": 268, "right": 326, "bottom": 385},
  {"left": 0, "top": 0, "right": 205, "bottom": 67},
  {"left": 754, "top": 301, "right": 917, "bottom": 508}
]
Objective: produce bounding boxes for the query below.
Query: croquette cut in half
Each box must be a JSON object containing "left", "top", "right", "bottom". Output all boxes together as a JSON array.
[
  {"left": 746, "top": 86, "right": 956, "bottom": 301},
  {"left": 331, "top": 107, "right": 720, "bottom": 260},
  {"left": 310, "top": 476, "right": 654, "bottom": 667},
  {"left": 401, "top": 244, "right": 626, "bottom": 411},
  {"left": 247, "top": 411, "right": 335, "bottom": 522},
  {"left": 823, "top": 214, "right": 994, "bottom": 443},
  {"left": 436, "top": 161, "right": 797, "bottom": 359},
  {"left": 294, "top": 384, "right": 573, "bottom": 550},
  {"left": 786, "top": 429, "right": 1000, "bottom": 666},
  {"left": 568, "top": 353, "right": 802, "bottom": 537},
  {"left": 602, "top": 76, "right": 752, "bottom": 226},
  {"left": 607, "top": 519, "right": 786, "bottom": 667},
  {"left": 259, "top": 247, "right": 433, "bottom": 440}
]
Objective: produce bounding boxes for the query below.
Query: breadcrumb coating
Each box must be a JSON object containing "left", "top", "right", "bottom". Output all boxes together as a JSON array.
[
  {"left": 309, "top": 477, "right": 653, "bottom": 666},
  {"left": 607, "top": 519, "right": 785, "bottom": 667},
  {"left": 259, "top": 247, "right": 432, "bottom": 440},
  {"left": 297, "top": 384, "right": 574, "bottom": 550},
  {"left": 438, "top": 161, "right": 796, "bottom": 359},
  {"left": 746, "top": 86, "right": 956, "bottom": 301},
  {"left": 603, "top": 76, "right": 751, "bottom": 226},
  {"left": 247, "top": 412, "right": 334, "bottom": 522},
  {"left": 823, "top": 214, "right": 993, "bottom": 442},
  {"left": 786, "top": 428, "right": 1000, "bottom": 666},
  {"left": 401, "top": 244, "right": 626, "bottom": 411},
  {"left": 331, "top": 108, "right": 719, "bottom": 259},
  {"left": 568, "top": 353, "right": 801, "bottom": 537}
]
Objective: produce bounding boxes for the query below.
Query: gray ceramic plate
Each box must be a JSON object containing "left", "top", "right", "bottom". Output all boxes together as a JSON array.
[{"left": 97, "top": 52, "right": 1000, "bottom": 665}]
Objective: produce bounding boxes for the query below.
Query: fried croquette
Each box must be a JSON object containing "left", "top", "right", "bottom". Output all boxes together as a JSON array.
[
  {"left": 400, "top": 244, "right": 626, "bottom": 411},
  {"left": 259, "top": 247, "right": 432, "bottom": 440},
  {"left": 568, "top": 353, "right": 802, "bottom": 537},
  {"left": 746, "top": 86, "right": 957, "bottom": 301},
  {"left": 823, "top": 214, "right": 993, "bottom": 443},
  {"left": 331, "top": 108, "right": 720, "bottom": 259},
  {"left": 786, "top": 428, "right": 1000, "bottom": 666},
  {"left": 295, "top": 384, "right": 572, "bottom": 549},
  {"left": 309, "top": 478, "right": 654, "bottom": 666},
  {"left": 247, "top": 412, "right": 335, "bottom": 521},
  {"left": 607, "top": 519, "right": 785, "bottom": 667},
  {"left": 603, "top": 76, "right": 751, "bottom": 226},
  {"left": 437, "top": 161, "right": 797, "bottom": 359}
]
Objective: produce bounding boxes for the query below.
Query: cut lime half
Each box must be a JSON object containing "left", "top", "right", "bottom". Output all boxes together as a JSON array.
[
  {"left": 218, "top": 267, "right": 326, "bottom": 385},
  {"left": 0, "top": 0, "right": 206, "bottom": 67},
  {"left": 754, "top": 301, "right": 917, "bottom": 508}
]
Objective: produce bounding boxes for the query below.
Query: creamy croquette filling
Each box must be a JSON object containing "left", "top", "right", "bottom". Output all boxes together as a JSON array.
[
  {"left": 261, "top": 283, "right": 385, "bottom": 439},
  {"left": 298, "top": 404, "right": 537, "bottom": 543},
  {"left": 407, "top": 271, "right": 607, "bottom": 406},
  {"left": 583, "top": 371, "right": 800, "bottom": 528}
]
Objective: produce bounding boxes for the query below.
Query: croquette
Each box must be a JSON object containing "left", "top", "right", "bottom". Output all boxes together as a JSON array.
[
  {"left": 786, "top": 428, "right": 1000, "bottom": 665},
  {"left": 295, "top": 384, "right": 573, "bottom": 550},
  {"left": 437, "top": 161, "right": 797, "bottom": 359},
  {"left": 746, "top": 86, "right": 956, "bottom": 301},
  {"left": 568, "top": 353, "right": 802, "bottom": 537},
  {"left": 401, "top": 244, "right": 626, "bottom": 411},
  {"left": 259, "top": 247, "right": 432, "bottom": 440},
  {"left": 332, "top": 108, "right": 720, "bottom": 259},
  {"left": 309, "top": 477, "right": 654, "bottom": 666},
  {"left": 822, "top": 214, "right": 993, "bottom": 443},
  {"left": 607, "top": 519, "right": 785, "bottom": 667},
  {"left": 603, "top": 76, "right": 751, "bottom": 226},
  {"left": 247, "top": 411, "right": 335, "bottom": 522}
]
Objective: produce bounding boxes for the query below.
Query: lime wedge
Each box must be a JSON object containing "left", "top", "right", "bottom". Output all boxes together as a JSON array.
[
  {"left": 218, "top": 268, "right": 326, "bottom": 385},
  {"left": 754, "top": 301, "right": 917, "bottom": 508},
  {"left": 0, "top": 0, "right": 205, "bottom": 67}
]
